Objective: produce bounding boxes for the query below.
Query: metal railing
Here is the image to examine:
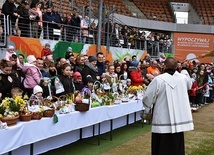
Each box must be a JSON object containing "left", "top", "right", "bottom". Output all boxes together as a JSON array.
[
  {"left": 3, "top": 15, "right": 173, "bottom": 57},
  {"left": 0, "top": 14, "right": 7, "bottom": 46}
]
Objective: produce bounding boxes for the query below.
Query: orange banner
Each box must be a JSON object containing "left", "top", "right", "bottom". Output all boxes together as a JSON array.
[{"left": 174, "top": 33, "right": 214, "bottom": 63}]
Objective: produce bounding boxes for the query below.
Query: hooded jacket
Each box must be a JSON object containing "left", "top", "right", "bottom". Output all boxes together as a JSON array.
[{"left": 22, "top": 63, "right": 42, "bottom": 89}]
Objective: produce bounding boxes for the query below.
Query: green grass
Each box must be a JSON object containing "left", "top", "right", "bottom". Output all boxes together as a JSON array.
[{"left": 42, "top": 121, "right": 151, "bottom": 155}]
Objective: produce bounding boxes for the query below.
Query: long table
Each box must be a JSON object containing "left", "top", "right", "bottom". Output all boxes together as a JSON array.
[{"left": 0, "top": 99, "right": 144, "bottom": 155}]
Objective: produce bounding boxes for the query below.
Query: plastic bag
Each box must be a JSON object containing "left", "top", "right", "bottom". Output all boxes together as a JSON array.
[{"left": 54, "top": 77, "right": 65, "bottom": 94}]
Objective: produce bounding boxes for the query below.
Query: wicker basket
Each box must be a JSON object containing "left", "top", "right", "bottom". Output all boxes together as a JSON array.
[
  {"left": 75, "top": 103, "right": 89, "bottom": 112},
  {"left": 31, "top": 112, "right": 42, "bottom": 120},
  {"left": 1, "top": 115, "right": 19, "bottom": 126},
  {"left": 50, "top": 95, "right": 67, "bottom": 110},
  {"left": 43, "top": 109, "right": 55, "bottom": 117},
  {"left": 20, "top": 112, "right": 33, "bottom": 121}
]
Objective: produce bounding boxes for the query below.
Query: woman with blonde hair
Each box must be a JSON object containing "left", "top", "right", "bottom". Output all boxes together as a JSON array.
[{"left": 75, "top": 54, "right": 85, "bottom": 73}]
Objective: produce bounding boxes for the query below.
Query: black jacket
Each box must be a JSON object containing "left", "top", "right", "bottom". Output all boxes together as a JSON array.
[
  {"left": 57, "top": 75, "right": 74, "bottom": 96},
  {"left": 0, "top": 72, "right": 21, "bottom": 98},
  {"left": 17, "top": 5, "right": 29, "bottom": 25},
  {"left": 2, "top": 0, "right": 17, "bottom": 22},
  {"left": 81, "top": 63, "right": 98, "bottom": 85}
]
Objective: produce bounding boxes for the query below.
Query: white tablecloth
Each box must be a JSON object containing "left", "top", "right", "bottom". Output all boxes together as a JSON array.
[{"left": 0, "top": 99, "right": 143, "bottom": 155}]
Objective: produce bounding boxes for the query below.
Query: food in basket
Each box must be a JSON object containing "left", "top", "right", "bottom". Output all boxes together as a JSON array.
[
  {"left": 28, "top": 105, "right": 44, "bottom": 119},
  {"left": 59, "top": 105, "right": 70, "bottom": 114},
  {"left": 43, "top": 109, "right": 55, "bottom": 117},
  {"left": 1, "top": 115, "right": 19, "bottom": 126},
  {"left": 19, "top": 110, "right": 33, "bottom": 121},
  {"left": 31, "top": 112, "right": 42, "bottom": 120},
  {"left": 0, "top": 112, "right": 19, "bottom": 126},
  {"left": 75, "top": 92, "right": 83, "bottom": 104}
]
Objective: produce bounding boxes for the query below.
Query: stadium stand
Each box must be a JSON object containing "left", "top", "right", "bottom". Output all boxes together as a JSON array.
[
  {"left": 73, "top": 0, "right": 133, "bottom": 17},
  {"left": 132, "top": 0, "right": 214, "bottom": 25},
  {"left": 131, "top": 0, "right": 174, "bottom": 22}
]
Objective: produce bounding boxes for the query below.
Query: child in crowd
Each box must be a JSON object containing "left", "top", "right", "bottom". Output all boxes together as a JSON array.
[
  {"left": 189, "top": 74, "right": 198, "bottom": 107},
  {"left": 103, "top": 64, "right": 118, "bottom": 92},
  {"left": 203, "top": 84, "right": 210, "bottom": 104},
  {"left": 73, "top": 71, "right": 84, "bottom": 91},
  {"left": 4, "top": 45, "right": 16, "bottom": 61},
  {"left": 4, "top": 45, "right": 21, "bottom": 68},
  {"left": 41, "top": 43, "right": 52, "bottom": 60},
  {"left": 81, "top": 75, "right": 94, "bottom": 96},
  {"left": 29, "top": 85, "right": 44, "bottom": 106},
  {"left": 56, "top": 63, "right": 74, "bottom": 96},
  {"left": 104, "top": 64, "right": 118, "bottom": 84},
  {"left": 11, "top": 87, "right": 24, "bottom": 98}
]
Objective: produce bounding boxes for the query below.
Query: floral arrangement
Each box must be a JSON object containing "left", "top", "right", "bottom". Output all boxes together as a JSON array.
[
  {"left": 0, "top": 95, "right": 28, "bottom": 118},
  {"left": 127, "top": 85, "right": 147, "bottom": 94}
]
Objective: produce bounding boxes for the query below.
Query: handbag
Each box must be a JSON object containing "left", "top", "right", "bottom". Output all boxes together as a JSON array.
[{"left": 54, "top": 77, "right": 65, "bottom": 94}]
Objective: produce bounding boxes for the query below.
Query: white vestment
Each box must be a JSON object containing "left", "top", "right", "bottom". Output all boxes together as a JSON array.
[{"left": 143, "top": 71, "right": 194, "bottom": 133}]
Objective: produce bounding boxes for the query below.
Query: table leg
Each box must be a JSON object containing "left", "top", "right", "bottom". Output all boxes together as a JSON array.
[
  {"left": 110, "top": 119, "right": 113, "bottom": 141},
  {"left": 8, "top": 151, "right": 12, "bottom": 155},
  {"left": 126, "top": 114, "right": 129, "bottom": 125},
  {"left": 134, "top": 112, "right": 136, "bottom": 122},
  {"left": 30, "top": 143, "right": 34, "bottom": 155},
  {"left": 98, "top": 123, "right": 100, "bottom": 145},
  {"left": 93, "top": 125, "right": 95, "bottom": 137},
  {"left": 80, "top": 128, "right": 82, "bottom": 140}
]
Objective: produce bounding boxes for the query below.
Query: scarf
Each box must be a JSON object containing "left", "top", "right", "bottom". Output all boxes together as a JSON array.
[{"left": 85, "top": 62, "right": 98, "bottom": 73}]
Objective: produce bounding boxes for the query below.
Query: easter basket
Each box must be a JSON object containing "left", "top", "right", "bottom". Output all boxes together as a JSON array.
[
  {"left": 43, "top": 109, "right": 55, "bottom": 117},
  {"left": 19, "top": 111, "right": 33, "bottom": 121},
  {"left": 31, "top": 112, "right": 42, "bottom": 120},
  {"left": 1, "top": 115, "right": 19, "bottom": 126},
  {"left": 48, "top": 95, "right": 67, "bottom": 110},
  {"left": 75, "top": 103, "right": 89, "bottom": 112}
]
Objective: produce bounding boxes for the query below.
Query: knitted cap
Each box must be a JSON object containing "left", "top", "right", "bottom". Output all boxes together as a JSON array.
[
  {"left": 73, "top": 72, "right": 82, "bottom": 80},
  {"left": 86, "top": 75, "right": 94, "bottom": 83},
  {"left": 131, "top": 60, "right": 139, "bottom": 67},
  {"left": 8, "top": 45, "right": 15, "bottom": 50},
  {"left": 45, "top": 43, "right": 50, "bottom": 47},
  {"left": 67, "top": 47, "right": 72, "bottom": 51},
  {"left": 27, "top": 55, "right": 37, "bottom": 64},
  {"left": 33, "top": 85, "right": 43, "bottom": 94},
  {"left": 88, "top": 55, "right": 97, "bottom": 62}
]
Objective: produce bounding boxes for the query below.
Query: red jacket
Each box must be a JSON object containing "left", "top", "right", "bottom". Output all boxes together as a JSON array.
[
  {"left": 130, "top": 69, "right": 144, "bottom": 86},
  {"left": 41, "top": 48, "right": 52, "bottom": 57}
]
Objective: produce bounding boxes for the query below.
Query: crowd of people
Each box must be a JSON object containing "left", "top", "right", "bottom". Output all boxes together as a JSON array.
[
  {"left": 0, "top": 43, "right": 213, "bottom": 110},
  {"left": 0, "top": 0, "right": 173, "bottom": 55}
]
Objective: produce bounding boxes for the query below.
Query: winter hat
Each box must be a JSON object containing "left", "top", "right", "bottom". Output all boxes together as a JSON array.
[
  {"left": 88, "top": 55, "right": 97, "bottom": 62},
  {"left": 67, "top": 47, "right": 72, "bottom": 52},
  {"left": 207, "top": 69, "right": 212, "bottom": 73},
  {"left": 33, "top": 85, "right": 43, "bottom": 94},
  {"left": 73, "top": 72, "right": 82, "bottom": 80},
  {"left": 131, "top": 60, "right": 139, "bottom": 67},
  {"left": 27, "top": 55, "right": 37, "bottom": 64},
  {"left": 86, "top": 75, "right": 94, "bottom": 83},
  {"left": 127, "top": 79, "right": 131, "bottom": 82},
  {"left": 8, "top": 45, "right": 15, "bottom": 51},
  {"left": 45, "top": 43, "right": 50, "bottom": 47},
  {"left": 193, "top": 67, "right": 198, "bottom": 70}
]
